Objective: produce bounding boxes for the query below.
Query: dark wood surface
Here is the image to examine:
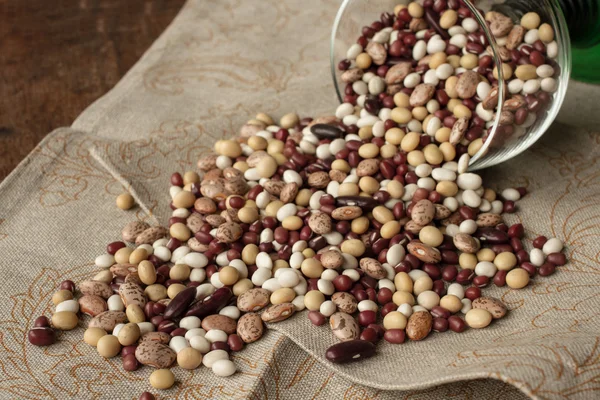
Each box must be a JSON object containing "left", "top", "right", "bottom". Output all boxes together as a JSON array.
[{"left": 0, "top": 0, "right": 186, "bottom": 180}]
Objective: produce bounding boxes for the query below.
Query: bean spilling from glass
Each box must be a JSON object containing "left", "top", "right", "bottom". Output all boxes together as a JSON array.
[
  {"left": 26, "top": 3, "right": 568, "bottom": 396},
  {"left": 337, "top": 1, "right": 558, "bottom": 155}
]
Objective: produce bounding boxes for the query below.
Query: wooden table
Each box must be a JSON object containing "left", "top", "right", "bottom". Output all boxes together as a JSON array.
[{"left": 0, "top": 0, "right": 186, "bottom": 180}]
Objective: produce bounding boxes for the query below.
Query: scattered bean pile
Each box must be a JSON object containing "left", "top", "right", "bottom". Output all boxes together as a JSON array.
[{"left": 27, "top": 3, "right": 567, "bottom": 398}]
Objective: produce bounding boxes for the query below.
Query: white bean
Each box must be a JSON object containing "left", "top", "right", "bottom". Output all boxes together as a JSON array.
[
  {"left": 346, "top": 43, "right": 362, "bottom": 60},
  {"left": 459, "top": 219, "right": 478, "bottom": 235},
  {"left": 541, "top": 77, "right": 557, "bottom": 92},
  {"left": 202, "top": 350, "right": 229, "bottom": 368},
  {"left": 335, "top": 103, "right": 354, "bottom": 119},
  {"left": 212, "top": 359, "right": 236, "bottom": 377},
  {"left": 56, "top": 299, "right": 79, "bottom": 313},
  {"left": 475, "top": 261, "right": 497, "bottom": 278},
  {"left": 404, "top": 73, "right": 421, "bottom": 89},
  {"left": 205, "top": 329, "right": 228, "bottom": 343},
  {"left": 190, "top": 335, "right": 211, "bottom": 353},
  {"left": 320, "top": 300, "right": 337, "bottom": 317},
  {"left": 543, "top": 238, "right": 563, "bottom": 255},
  {"left": 523, "top": 79, "right": 541, "bottom": 94},
  {"left": 357, "top": 300, "right": 378, "bottom": 312},
  {"left": 530, "top": 248, "right": 545, "bottom": 267},
  {"left": 107, "top": 295, "right": 124, "bottom": 311},
  {"left": 508, "top": 79, "right": 524, "bottom": 94},
  {"left": 413, "top": 40, "right": 427, "bottom": 60}
]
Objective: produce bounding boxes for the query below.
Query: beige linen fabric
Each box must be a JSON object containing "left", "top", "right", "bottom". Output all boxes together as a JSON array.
[{"left": 1, "top": 0, "right": 599, "bottom": 399}]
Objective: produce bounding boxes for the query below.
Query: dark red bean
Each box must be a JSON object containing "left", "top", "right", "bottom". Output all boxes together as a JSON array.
[
  {"left": 456, "top": 269, "right": 475, "bottom": 285},
  {"left": 228, "top": 334, "right": 244, "bottom": 352},
  {"left": 448, "top": 316, "right": 466, "bottom": 333},
  {"left": 539, "top": 263, "right": 556, "bottom": 276},
  {"left": 376, "top": 288, "right": 393, "bottom": 305},
  {"left": 152, "top": 302, "right": 166, "bottom": 316},
  {"left": 338, "top": 59, "right": 351, "bottom": 71},
  {"left": 491, "top": 244, "right": 514, "bottom": 254},
  {"left": 431, "top": 306, "right": 450, "bottom": 319},
  {"left": 464, "top": 286, "right": 481, "bottom": 301},
  {"left": 441, "top": 265, "right": 458, "bottom": 282},
  {"left": 157, "top": 320, "right": 176, "bottom": 334},
  {"left": 28, "top": 327, "right": 55, "bottom": 346},
  {"left": 508, "top": 223, "right": 524, "bottom": 238},
  {"left": 493, "top": 270, "right": 507, "bottom": 287},
  {"left": 121, "top": 345, "right": 137, "bottom": 357},
  {"left": 503, "top": 200, "right": 516, "bottom": 213},
  {"left": 423, "top": 263, "right": 442, "bottom": 280},
  {"left": 547, "top": 252, "right": 566, "bottom": 266},
  {"left": 380, "top": 302, "right": 397, "bottom": 317},
  {"left": 359, "top": 327, "right": 380, "bottom": 343},
  {"left": 325, "top": 340, "right": 376, "bottom": 363},
  {"left": 511, "top": 238, "right": 524, "bottom": 252},
  {"left": 308, "top": 311, "right": 326, "bottom": 326},
  {"left": 433, "top": 279, "right": 447, "bottom": 297},
  {"left": 166, "top": 238, "right": 181, "bottom": 251},
  {"left": 106, "top": 241, "right": 126, "bottom": 255},
  {"left": 170, "top": 172, "right": 184, "bottom": 186},
  {"left": 211, "top": 341, "right": 231, "bottom": 352},
  {"left": 533, "top": 236, "right": 548, "bottom": 249},
  {"left": 433, "top": 317, "right": 449, "bottom": 332},
  {"left": 458, "top": 206, "right": 476, "bottom": 221},
  {"left": 516, "top": 249, "right": 530, "bottom": 264},
  {"left": 521, "top": 262, "right": 537, "bottom": 277},
  {"left": 384, "top": 329, "right": 406, "bottom": 344},
  {"left": 34, "top": 316, "right": 50, "bottom": 328},
  {"left": 171, "top": 328, "right": 187, "bottom": 337},
  {"left": 139, "top": 392, "right": 156, "bottom": 400},
  {"left": 123, "top": 354, "right": 139, "bottom": 371},
  {"left": 332, "top": 275, "right": 352, "bottom": 292},
  {"left": 473, "top": 275, "right": 489, "bottom": 288}
]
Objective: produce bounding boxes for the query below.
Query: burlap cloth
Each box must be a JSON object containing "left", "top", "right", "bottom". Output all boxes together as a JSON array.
[{"left": 1, "top": 0, "right": 599, "bottom": 398}]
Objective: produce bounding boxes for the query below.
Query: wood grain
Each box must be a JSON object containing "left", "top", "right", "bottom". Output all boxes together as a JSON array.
[{"left": 0, "top": 0, "right": 186, "bottom": 180}]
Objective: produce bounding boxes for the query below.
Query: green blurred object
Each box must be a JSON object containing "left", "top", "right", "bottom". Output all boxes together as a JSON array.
[{"left": 560, "top": 0, "right": 600, "bottom": 83}]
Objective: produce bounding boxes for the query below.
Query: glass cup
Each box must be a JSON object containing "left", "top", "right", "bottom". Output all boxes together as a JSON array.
[{"left": 330, "top": 0, "right": 571, "bottom": 170}]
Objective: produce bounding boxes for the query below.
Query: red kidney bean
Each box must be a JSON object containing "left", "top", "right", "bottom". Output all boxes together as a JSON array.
[
  {"left": 432, "top": 279, "right": 446, "bottom": 297},
  {"left": 139, "top": 392, "right": 156, "bottom": 400},
  {"left": 227, "top": 334, "right": 244, "bottom": 352},
  {"left": 106, "top": 241, "right": 126, "bottom": 255},
  {"left": 431, "top": 306, "right": 451, "bottom": 319},
  {"left": 547, "top": 252, "right": 566, "bottom": 266},
  {"left": 516, "top": 250, "right": 530, "bottom": 265},
  {"left": 448, "top": 316, "right": 466, "bottom": 333},
  {"left": 359, "top": 327, "right": 380, "bottom": 343},
  {"left": 152, "top": 302, "right": 166, "bottom": 316},
  {"left": 433, "top": 317, "right": 449, "bottom": 332},
  {"left": 539, "top": 263, "right": 556, "bottom": 276},
  {"left": 493, "top": 270, "right": 507, "bottom": 287},
  {"left": 308, "top": 311, "right": 326, "bottom": 326},
  {"left": 521, "top": 262, "right": 537, "bottom": 277},
  {"left": 456, "top": 269, "right": 475, "bottom": 285},
  {"left": 366, "top": 287, "right": 377, "bottom": 302},
  {"left": 464, "top": 286, "right": 481, "bottom": 301},
  {"left": 28, "top": 327, "right": 55, "bottom": 346},
  {"left": 171, "top": 328, "right": 187, "bottom": 337},
  {"left": 157, "top": 320, "right": 176, "bottom": 334},
  {"left": 508, "top": 223, "right": 524, "bottom": 238},
  {"left": 170, "top": 172, "right": 183, "bottom": 186},
  {"left": 360, "top": 276, "right": 377, "bottom": 290},
  {"left": 368, "top": 324, "right": 385, "bottom": 339},
  {"left": 150, "top": 315, "right": 164, "bottom": 326},
  {"left": 123, "top": 354, "right": 139, "bottom": 371},
  {"left": 503, "top": 200, "right": 516, "bottom": 213},
  {"left": 458, "top": 206, "right": 476, "bottom": 221},
  {"left": 376, "top": 288, "right": 393, "bottom": 305},
  {"left": 422, "top": 263, "right": 441, "bottom": 280},
  {"left": 144, "top": 302, "right": 157, "bottom": 319},
  {"left": 166, "top": 238, "right": 181, "bottom": 251},
  {"left": 34, "top": 316, "right": 50, "bottom": 328},
  {"left": 338, "top": 59, "right": 350, "bottom": 71},
  {"left": 331, "top": 275, "right": 351, "bottom": 292},
  {"left": 380, "top": 302, "right": 397, "bottom": 317},
  {"left": 533, "top": 236, "right": 548, "bottom": 249},
  {"left": 210, "top": 341, "right": 231, "bottom": 352},
  {"left": 510, "top": 238, "right": 524, "bottom": 252},
  {"left": 384, "top": 329, "right": 406, "bottom": 344},
  {"left": 491, "top": 244, "right": 514, "bottom": 254},
  {"left": 473, "top": 275, "right": 489, "bottom": 288},
  {"left": 326, "top": 340, "right": 376, "bottom": 363},
  {"left": 441, "top": 265, "right": 458, "bottom": 282}
]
